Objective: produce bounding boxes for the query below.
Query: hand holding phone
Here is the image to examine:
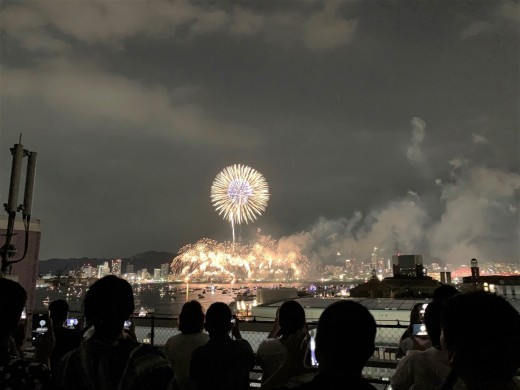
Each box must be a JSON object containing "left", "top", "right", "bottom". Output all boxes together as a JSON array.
[
  {"left": 33, "top": 318, "right": 55, "bottom": 366},
  {"left": 32, "top": 313, "right": 50, "bottom": 339},
  {"left": 231, "top": 315, "right": 242, "bottom": 340},
  {"left": 304, "top": 329, "right": 319, "bottom": 368}
]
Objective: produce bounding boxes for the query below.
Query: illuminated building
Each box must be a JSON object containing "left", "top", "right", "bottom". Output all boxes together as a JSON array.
[
  {"left": 470, "top": 258, "right": 480, "bottom": 279},
  {"left": 440, "top": 271, "right": 452, "bottom": 284},
  {"left": 160, "top": 263, "right": 169, "bottom": 279},
  {"left": 111, "top": 258, "right": 122, "bottom": 276},
  {"left": 97, "top": 261, "right": 110, "bottom": 278},
  {"left": 461, "top": 258, "right": 520, "bottom": 296},
  {"left": 351, "top": 255, "right": 442, "bottom": 298},
  {"left": 138, "top": 268, "right": 149, "bottom": 280},
  {"left": 391, "top": 255, "right": 425, "bottom": 278},
  {"left": 81, "top": 264, "right": 94, "bottom": 279}
]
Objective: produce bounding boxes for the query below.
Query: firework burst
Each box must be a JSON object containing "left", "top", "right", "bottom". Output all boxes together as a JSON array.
[
  {"left": 171, "top": 236, "right": 309, "bottom": 283},
  {"left": 211, "top": 164, "right": 269, "bottom": 241}
]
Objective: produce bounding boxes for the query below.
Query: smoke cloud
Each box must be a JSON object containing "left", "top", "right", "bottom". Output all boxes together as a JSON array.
[
  {"left": 472, "top": 133, "right": 488, "bottom": 144},
  {"left": 406, "top": 117, "right": 426, "bottom": 165},
  {"left": 279, "top": 119, "right": 520, "bottom": 267}
]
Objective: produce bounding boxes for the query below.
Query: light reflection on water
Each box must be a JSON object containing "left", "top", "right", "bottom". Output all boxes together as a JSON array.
[{"left": 35, "top": 281, "right": 312, "bottom": 317}]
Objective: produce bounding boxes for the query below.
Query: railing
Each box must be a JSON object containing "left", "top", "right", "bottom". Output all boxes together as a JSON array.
[
  {"left": 65, "top": 312, "right": 405, "bottom": 389},
  {"left": 55, "top": 312, "right": 520, "bottom": 390}
]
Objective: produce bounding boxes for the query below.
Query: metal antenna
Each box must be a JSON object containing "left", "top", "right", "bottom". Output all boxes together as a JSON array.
[{"left": 1, "top": 138, "right": 38, "bottom": 274}]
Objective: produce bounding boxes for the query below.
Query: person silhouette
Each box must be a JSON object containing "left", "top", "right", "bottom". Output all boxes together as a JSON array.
[
  {"left": 190, "top": 302, "right": 255, "bottom": 390},
  {"left": 441, "top": 291, "right": 520, "bottom": 390},
  {"left": 258, "top": 300, "right": 313, "bottom": 388},
  {"left": 1, "top": 278, "right": 53, "bottom": 389},
  {"left": 48, "top": 299, "right": 81, "bottom": 376},
  {"left": 164, "top": 300, "right": 209, "bottom": 390},
  {"left": 57, "top": 275, "right": 173, "bottom": 390},
  {"left": 281, "top": 300, "right": 378, "bottom": 390}
]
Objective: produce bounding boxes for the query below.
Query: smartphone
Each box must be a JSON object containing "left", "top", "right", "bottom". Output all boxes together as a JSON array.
[
  {"left": 124, "top": 320, "right": 132, "bottom": 329},
  {"left": 230, "top": 318, "right": 236, "bottom": 325},
  {"left": 309, "top": 335, "right": 318, "bottom": 367},
  {"left": 412, "top": 323, "right": 428, "bottom": 336},
  {"left": 66, "top": 318, "right": 79, "bottom": 327},
  {"left": 304, "top": 329, "right": 319, "bottom": 368},
  {"left": 21, "top": 307, "right": 27, "bottom": 320},
  {"left": 32, "top": 313, "right": 49, "bottom": 344}
]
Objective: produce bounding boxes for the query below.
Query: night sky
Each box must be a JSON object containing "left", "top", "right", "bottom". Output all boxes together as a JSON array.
[{"left": 1, "top": 1, "right": 518, "bottom": 266}]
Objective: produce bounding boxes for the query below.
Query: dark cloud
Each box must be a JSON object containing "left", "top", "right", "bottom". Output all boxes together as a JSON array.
[{"left": 0, "top": 1, "right": 518, "bottom": 266}]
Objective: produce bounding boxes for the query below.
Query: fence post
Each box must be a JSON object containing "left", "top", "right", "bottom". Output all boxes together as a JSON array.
[{"left": 150, "top": 315, "right": 155, "bottom": 346}]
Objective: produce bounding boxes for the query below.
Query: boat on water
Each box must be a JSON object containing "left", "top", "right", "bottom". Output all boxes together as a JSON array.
[{"left": 136, "top": 307, "right": 154, "bottom": 317}]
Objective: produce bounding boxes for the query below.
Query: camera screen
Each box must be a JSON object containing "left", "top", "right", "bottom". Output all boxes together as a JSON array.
[
  {"left": 412, "top": 323, "right": 428, "bottom": 336},
  {"left": 309, "top": 335, "right": 318, "bottom": 367},
  {"left": 32, "top": 313, "right": 49, "bottom": 343},
  {"left": 66, "top": 318, "right": 78, "bottom": 327},
  {"left": 303, "top": 329, "right": 319, "bottom": 368}
]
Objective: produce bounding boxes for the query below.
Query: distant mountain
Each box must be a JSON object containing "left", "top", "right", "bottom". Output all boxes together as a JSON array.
[{"left": 38, "top": 251, "right": 176, "bottom": 275}]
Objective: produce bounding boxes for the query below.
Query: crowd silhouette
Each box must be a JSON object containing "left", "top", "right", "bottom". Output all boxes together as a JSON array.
[{"left": 1, "top": 275, "right": 519, "bottom": 390}]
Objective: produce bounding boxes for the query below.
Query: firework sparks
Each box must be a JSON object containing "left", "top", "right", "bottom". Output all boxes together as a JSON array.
[
  {"left": 171, "top": 236, "right": 309, "bottom": 282},
  {"left": 211, "top": 164, "right": 269, "bottom": 241}
]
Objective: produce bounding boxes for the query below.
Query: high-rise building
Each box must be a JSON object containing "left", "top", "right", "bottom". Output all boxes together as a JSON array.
[
  {"left": 160, "top": 263, "right": 170, "bottom": 279},
  {"left": 139, "top": 268, "right": 149, "bottom": 280},
  {"left": 97, "top": 261, "right": 110, "bottom": 278},
  {"left": 471, "top": 258, "right": 480, "bottom": 279},
  {"left": 111, "top": 258, "right": 122, "bottom": 276},
  {"left": 370, "top": 247, "right": 378, "bottom": 270},
  {"left": 81, "top": 264, "right": 94, "bottom": 279},
  {"left": 440, "top": 271, "right": 452, "bottom": 284},
  {"left": 154, "top": 268, "right": 161, "bottom": 281},
  {"left": 344, "top": 259, "right": 354, "bottom": 276},
  {"left": 392, "top": 255, "right": 424, "bottom": 278},
  {"left": 126, "top": 264, "right": 134, "bottom": 274}
]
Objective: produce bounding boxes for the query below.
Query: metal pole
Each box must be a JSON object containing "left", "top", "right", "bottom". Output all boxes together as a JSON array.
[{"left": 150, "top": 315, "right": 155, "bottom": 346}]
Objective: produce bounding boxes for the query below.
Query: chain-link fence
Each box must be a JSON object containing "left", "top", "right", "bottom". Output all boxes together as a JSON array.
[{"left": 82, "top": 314, "right": 403, "bottom": 389}]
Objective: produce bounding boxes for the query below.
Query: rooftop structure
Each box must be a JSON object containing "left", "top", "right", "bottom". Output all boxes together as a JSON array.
[
  {"left": 350, "top": 254, "right": 442, "bottom": 298},
  {"left": 251, "top": 296, "right": 520, "bottom": 325}
]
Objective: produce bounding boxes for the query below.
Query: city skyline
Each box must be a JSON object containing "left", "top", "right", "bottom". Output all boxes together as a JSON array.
[{"left": 1, "top": 1, "right": 519, "bottom": 265}]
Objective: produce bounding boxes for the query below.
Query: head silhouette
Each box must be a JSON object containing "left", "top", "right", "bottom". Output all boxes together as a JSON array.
[
  {"left": 423, "top": 302, "right": 443, "bottom": 346},
  {"left": 0, "top": 278, "right": 26, "bottom": 335},
  {"left": 204, "top": 302, "right": 232, "bottom": 336},
  {"left": 433, "top": 285, "right": 459, "bottom": 304},
  {"left": 179, "top": 300, "right": 205, "bottom": 334},
  {"left": 84, "top": 275, "right": 134, "bottom": 338},
  {"left": 278, "top": 300, "right": 306, "bottom": 338},
  {"left": 441, "top": 292, "right": 520, "bottom": 384},
  {"left": 315, "top": 300, "right": 376, "bottom": 374},
  {"left": 49, "top": 299, "right": 69, "bottom": 326}
]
